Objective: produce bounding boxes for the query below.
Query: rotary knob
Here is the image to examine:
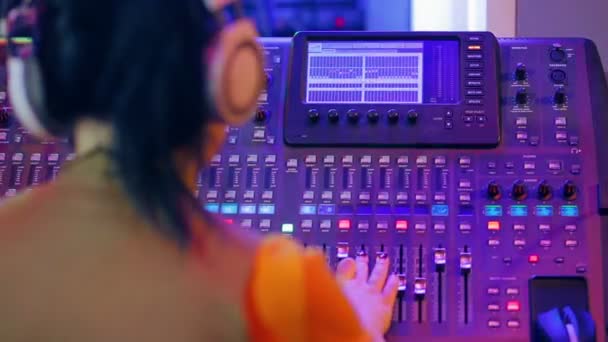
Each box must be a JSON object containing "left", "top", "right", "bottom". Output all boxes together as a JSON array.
[
  {"left": 308, "top": 109, "right": 320, "bottom": 123},
  {"left": 407, "top": 110, "right": 419, "bottom": 124},
  {"left": 328, "top": 109, "right": 340, "bottom": 123},
  {"left": 347, "top": 109, "right": 360, "bottom": 124},
  {"left": 554, "top": 88, "right": 566, "bottom": 105},
  {"left": 0, "top": 108, "right": 11, "bottom": 129},
  {"left": 367, "top": 110, "right": 380, "bottom": 124},
  {"left": 563, "top": 181, "right": 578, "bottom": 201},
  {"left": 512, "top": 180, "right": 528, "bottom": 201},
  {"left": 537, "top": 181, "right": 553, "bottom": 201},
  {"left": 388, "top": 109, "right": 399, "bottom": 124},
  {"left": 254, "top": 109, "right": 268, "bottom": 123},
  {"left": 487, "top": 181, "right": 502, "bottom": 201},
  {"left": 515, "top": 89, "right": 528, "bottom": 105},
  {"left": 515, "top": 63, "right": 527, "bottom": 81}
]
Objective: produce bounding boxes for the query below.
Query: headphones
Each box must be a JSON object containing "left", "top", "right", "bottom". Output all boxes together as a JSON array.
[{"left": 5, "top": 0, "right": 265, "bottom": 138}]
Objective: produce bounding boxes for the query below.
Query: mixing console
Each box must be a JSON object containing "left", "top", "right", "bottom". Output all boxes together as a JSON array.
[{"left": 1, "top": 33, "right": 608, "bottom": 341}]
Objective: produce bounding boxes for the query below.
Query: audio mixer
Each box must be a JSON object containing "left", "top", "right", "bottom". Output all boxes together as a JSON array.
[{"left": 1, "top": 33, "right": 608, "bottom": 341}]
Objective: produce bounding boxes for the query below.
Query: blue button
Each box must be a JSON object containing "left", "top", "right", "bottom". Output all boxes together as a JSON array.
[
  {"left": 204, "top": 203, "right": 220, "bottom": 213},
  {"left": 299, "top": 205, "right": 317, "bottom": 215},
  {"left": 240, "top": 204, "right": 257, "bottom": 215},
  {"left": 459, "top": 205, "right": 474, "bottom": 216},
  {"left": 484, "top": 205, "right": 503, "bottom": 217},
  {"left": 221, "top": 203, "right": 238, "bottom": 215},
  {"left": 318, "top": 204, "right": 336, "bottom": 215},
  {"left": 376, "top": 205, "right": 392, "bottom": 215},
  {"left": 432, "top": 205, "right": 449, "bottom": 216},
  {"left": 357, "top": 205, "right": 373, "bottom": 215},
  {"left": 561, "top": 205, "right": 579, "bottom": 217},
  {"left": 395, "top": 206, "right": 410, "bottom": 215},
  {"left": 338, "top": 205, "right": 354, "bottom": 215},
  {"left": 259, "top": 204, "right": 276, "bottom": 215},
  {"left": 415, "top": 205, "right": 430, "bottom": 215},
  {"left": 509, "top": 205, "right": 528, "bottom": 217},
  {"left": 536, "top": 205, "right": 554, "bottom": 217}
]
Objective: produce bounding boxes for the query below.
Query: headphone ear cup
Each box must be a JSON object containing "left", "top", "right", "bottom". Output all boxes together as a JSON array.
[
  {"left": 7, "top": 57, "right": 53, "bottom": 138},
  {"left": 208, "top": 19, "right": 265, "bottom": 126}
]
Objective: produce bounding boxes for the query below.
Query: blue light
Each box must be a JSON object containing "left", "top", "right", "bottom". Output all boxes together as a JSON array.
[
  {"left": 561, "top": 205, "right": 579, "bottom": 217},
  {"left": 536, "top": 205, "right": 554, "bottom": 217},
  {"left": 220, "top": 203, "right": 238, "bottom": 215},
  {"left": 299, "top": 205, "right": 317, "bottom": 215},
  {"left": 204, "top": 203, "right": 220, "bottom": 213},
  {"left": 395, "top": 206, "right": 410, "bottom": 215},
  {"left": 484, "top": 205, "right": 503, "bottom": 217},
  {"left": 415, "top": 205, "right": 430, "bottom": 215},
  {"left": 509, "top": 205, "right": 528, "bottom": 217},
  {"left": 376, "top": 205, "right": 391, "bottom": 215},
  {"left": 357, "top": 205, "right": 373, "bottom": 215},
  {"left": 432, "top": 205, "right": 449, "bottom": 216},
  {"left": 240, "top": 204, "right": 257, "bottom": 215},
  {"left": 318, "top": 204, "right": 336, "bottom": 215},
  {"left": 459, "top": 205, "right": 474, "bottom": 216},
  {"left": 258, "top": 204, "right": 276, "bottom": 215},
  {"left": 338, "top": 205, "right": 354, "bottom": 215}
]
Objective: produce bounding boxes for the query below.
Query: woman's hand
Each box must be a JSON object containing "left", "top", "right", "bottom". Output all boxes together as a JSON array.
[{"left": 336, "top": 253, "right": 399, "bottom": 341}]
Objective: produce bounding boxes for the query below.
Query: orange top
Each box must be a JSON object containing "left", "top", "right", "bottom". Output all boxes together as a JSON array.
[{"left": 245, "top": 236, "right": 372, "bottom": 341}]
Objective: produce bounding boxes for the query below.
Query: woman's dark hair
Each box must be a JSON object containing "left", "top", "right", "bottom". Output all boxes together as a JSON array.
[{"left": 37, "top": 0, "right": 219, "bottom": 246}]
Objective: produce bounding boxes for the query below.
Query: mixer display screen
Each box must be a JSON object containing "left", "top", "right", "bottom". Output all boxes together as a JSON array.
[{"left": 305, "top": 40, "right": 460, "bottom": 104}]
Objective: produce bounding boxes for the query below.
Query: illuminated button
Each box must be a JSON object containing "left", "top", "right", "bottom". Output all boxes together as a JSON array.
[
  {"left": 565, "top": 240, "right": 579, "bottom": 248},
  {"left": 415, "top": 194, "right": 427, "bottom": 202},
  {"left": 286, "top": 159, "right": 298, "bottom": 168},
  {"left": 539, "top": 224, "right": 551, "bottom": 232},
  {"left": 536, "top": 205, "right": 554, "bottom": 217},
  {"left": 524, "top": 162, "right": 536, "bottom": 170},
  {"left": 415, "top": 223, "right": 427, "bottom": 233},
  {"left": 262, "top": 191, "right": 274, "bottom": 200},
  {"left": 318, "top": 204, "right": 336, "bottom": 215},
  {"left": 12, "top": 153, "right": 23, "bottom": 162},
  {"left": 463, "top": 115, "right": 474, "bottom": 123},
  {"left": 576, "top": 266, "right": 587, "bottom": 274},
  {"left": 396, "top": 220, "right": 408, "bottom": 230},
  {"left": 434, "top": 248, "right": 447, "bottom": 265},
  {"left": 360, "top": 155, "right": 372, "bottom": 164},
  {"left": 516, "top": 117, "right": 528, "bottom": 126},
  {"left": 569, "top": 136, "right": 580, "bottom": 146},
  {"left": 507, "top": 320, "right": 521, "bottom": 329},
  {"left": 342, "top": 155, "right": 354, "bottom": 164},
  {"left": 320, "top": 220, "right": 332, "bottom": 230},
  {"left": 301, "top": 220, "right": 313, "bottom": 229},
  {"left": 258, "top": 204, "right": 275, "bottom": 215},
  {"left": 224, "top": 219, "right": 234, "bottom": 225},
  {"left": 565, "top": 224, "right": 577, "bottom": 232},
  {"left": 227, "top": 136, "right": 237, "bottom": 144},
  {"left": 30, "top": 153, "right": 41, "bottom": 162},
  {"left": 379, "top": 156, "right": 391, "bottom": 165},
  {"left": 299, "top": 205, "right": 316, "bottom": 215},
  {"left": 253, "top": 129, "right": 265, "bottom": 139},
  {"left": 241, "top": 219, "right": 253, "bottom": 229},
  {"left": 414, "top": 278, "right": 427, "bottom": 296},
  {"left": 507, "top": 301, "right": 521, "bottom": 312},
  {"left": 514, "top": 239, "right": 526, "bottom": 247},
  {"left": 556, "top": 131, "right": 568, "bottom": 141},
  {"left": 338, "top": 220, "right": 351, "bottom": 230},
  {"left": 434, "top": 193, "right": 446, "bottom": 201},
  {"left": 377, "top": 222, "right": 389, "bottom": 230},
  {"left": 305, "top": 155, "right": 317, "bottom": 164},
  {"left": 506, "top": 288, "right": 520, "bottom": 295},
  {"left": 432, "top": 205, "right": 449, "bottom": 216},
  {"left": 539, "top": 240, "right": 552, "bottom": 248},
  {"left": 243, "top": 190, "right": 255, "bottom": 200},
  {"left": 211, "top": 155, "right": 222, "bottom": 163},
  {"left": 397, "top": 156, "right": 409, "bottom": 165},
  {"left": 488, "top": 304, "right": 500, "bottom": 311},
  {"left": 377, "top": 192, "right": 389, "bottom": 201},
  {"left": 396, "top": 192, "right": 408, "bottom": 201},
  {"left": 206, "top": 190, "right": 219, "bottom": 200},
  {"left": 357, "top": 221, "right": 369, "bottom": 230},
  {"left": 487, "top": 287, "right": 500, "bottom": 295},
  {"left": 240, "top": 204, "right": 257, "bottom": 215},
  {"left": 221, "top": 204, "right": 238, "bottom": 215},
  {"left": 528, "top": 255, "right": 540, "bottom": 263},
  {"left": 485, "top": 205, "right": 503, "bottom": 217},
  {"left": 281, "top": 223, "right": 294, "bottom": 233},
  {"left": 259, "top": 219, "right": 271, "bottom": 230},
  {"left": 488, "top": 239, "right": 500, "bottom": 246},
  {"left": 548, "top": 161, "right": 563, "bottom": 171},
  {"left": 321, "top": 191, "right": 333, "bottom": 200},
  {"left": 561, "top": 205, "right": 579, "bottom": 217},
  {"left": 224, "top": 190, "right": 237, "bottom": 200},
  {"left": 459, "top": 193, "right": 472, "bottom": 202},
  {"left": 229, "top": 155, "right": 240, "bottom": 164},
  {"left": 303, "top": 191, "right": 315, "bottom": 200},
  {"left": 433, "top": 223, "right": 446, "bottom": 232},
  {"left": 359, "top": 192, "right": 371, "bottom": 201},
  {"left": 488, "top": 221, "right": 500, "bottom": 231},
  {"left": 488, "top": 320, "right": 501, "bottom": 328},
  {"left": 323, "top": 155, "right": 335, "bottom": 164},
  {"left": 459, "top": 223, "right": 472, "bottom": 232},
  {"left": 555, "top": 117, "right": 567, "bottom": 126},
  {"left": 204, "top": 203, "right": 220, "bottom": 213},
  {"left": 510, "top": 205, "right": 528, "bottom": 217},
  {"left": 468, "top": 44, "right": 482, "bottom": 50},
  {"left": 516, "top": 132, "right": 528, "bottom": 140},
  {"left": 434, "top": 156, "right": 446, "bottom": 166},
  {"left": 246, "top": 155, "right": 258, "bottom": 164},
  {"left": 459, "top": 180, "right": 472, "bottom": 188},
  {"left": 264, "top": 155, "right": 277, "bottom": 164},
  {"left": 571, "top": 165, "right": 582, "bottom": 175},
  {"left": 340, "top": 191, "right": 352, "bottom": 201},
  {"left": 459, "top": 157, "right": 472, "bottom": 167},
  {"left": 416, "top": 156, "right": 428, "bottom": 165}
]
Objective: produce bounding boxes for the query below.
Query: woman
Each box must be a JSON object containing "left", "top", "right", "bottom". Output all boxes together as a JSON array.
[{"left": 0, "top": 0, "right": 398, "bottom": 341}]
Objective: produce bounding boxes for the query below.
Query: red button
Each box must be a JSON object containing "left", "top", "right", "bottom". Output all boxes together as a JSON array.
[
  {"left": 507, "top": 301, "right": 521, "bottom": 312},
  {"left": 488, "top": 221, "right": 500, "bottom": 231},
  {"left": 338, "top": 220, "right": 351, "bottom": 230},
  {"left": 224, "top": 219, "right": 234, "bottom": 225},
  {"left": 528, "top": 255, "right": 539, "bottom": 263},
  {"left": 396, "top": 220, "right": 408, "bottom": 230}
]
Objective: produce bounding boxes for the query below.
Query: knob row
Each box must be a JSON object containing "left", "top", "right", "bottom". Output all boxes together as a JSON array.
[
  {"left": 515, "top": 88, "right": 567, "bottom": 106},
  {"left": 309, "top": 109, "right": 419, "bottom": 124},
  {"left": 487, "top": 180, "right": 577, "bottom": 201}
]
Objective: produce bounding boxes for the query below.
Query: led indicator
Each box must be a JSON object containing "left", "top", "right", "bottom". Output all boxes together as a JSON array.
[
  {"left": 507, "top": 301, "right": 521, "bottom": 312},
  {"left": 484, "top": 205, "right": 503, "bottom": 217},
  {"left": 281, "top": 223, "right": 294, "bottom": 233},
  {"left": 318, "top": 204, "right": 336, "bottom": 215},
  {"left": 431, "top": 204, "right": 449, "bottom": 216},
  {"left": 299, "top": 205, "right": 317, "bottom": 215},
  {"left": 509, "top": 205, "right": 528, "bottom": 217},
  {"left": 338, "top": 220, "right": 351, "bottom": 230},
  {"left": 204, "top": 203, "right": 220, "bottom": 213},
  {"left": 220, "top": 203, "right": 238, "bottom": 215},
  {"left": 240, "top": 204, "right": 257, "bottom": 215},
  {"left": 561, "top": 205, "right": 579, "bottom": 217},
  {"left": 396, "top": 220, "right": 408, "bottom": 230},
  {"left": 536, "top": 205, "right": 554, "bottom": 217},
  {"left": 528, "top": 255, "right": 539, "bottom": 263},
  {"left": 488, "top": 221, "right": 500, "bottom": 231},
  {"left": 258, "top": 204, "right": 276, "bottom": 215}
]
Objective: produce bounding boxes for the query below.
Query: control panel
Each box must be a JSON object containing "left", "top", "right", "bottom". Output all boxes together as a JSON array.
[{"left": 1, "top": 35, "right": 608, "bottom": 341}]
